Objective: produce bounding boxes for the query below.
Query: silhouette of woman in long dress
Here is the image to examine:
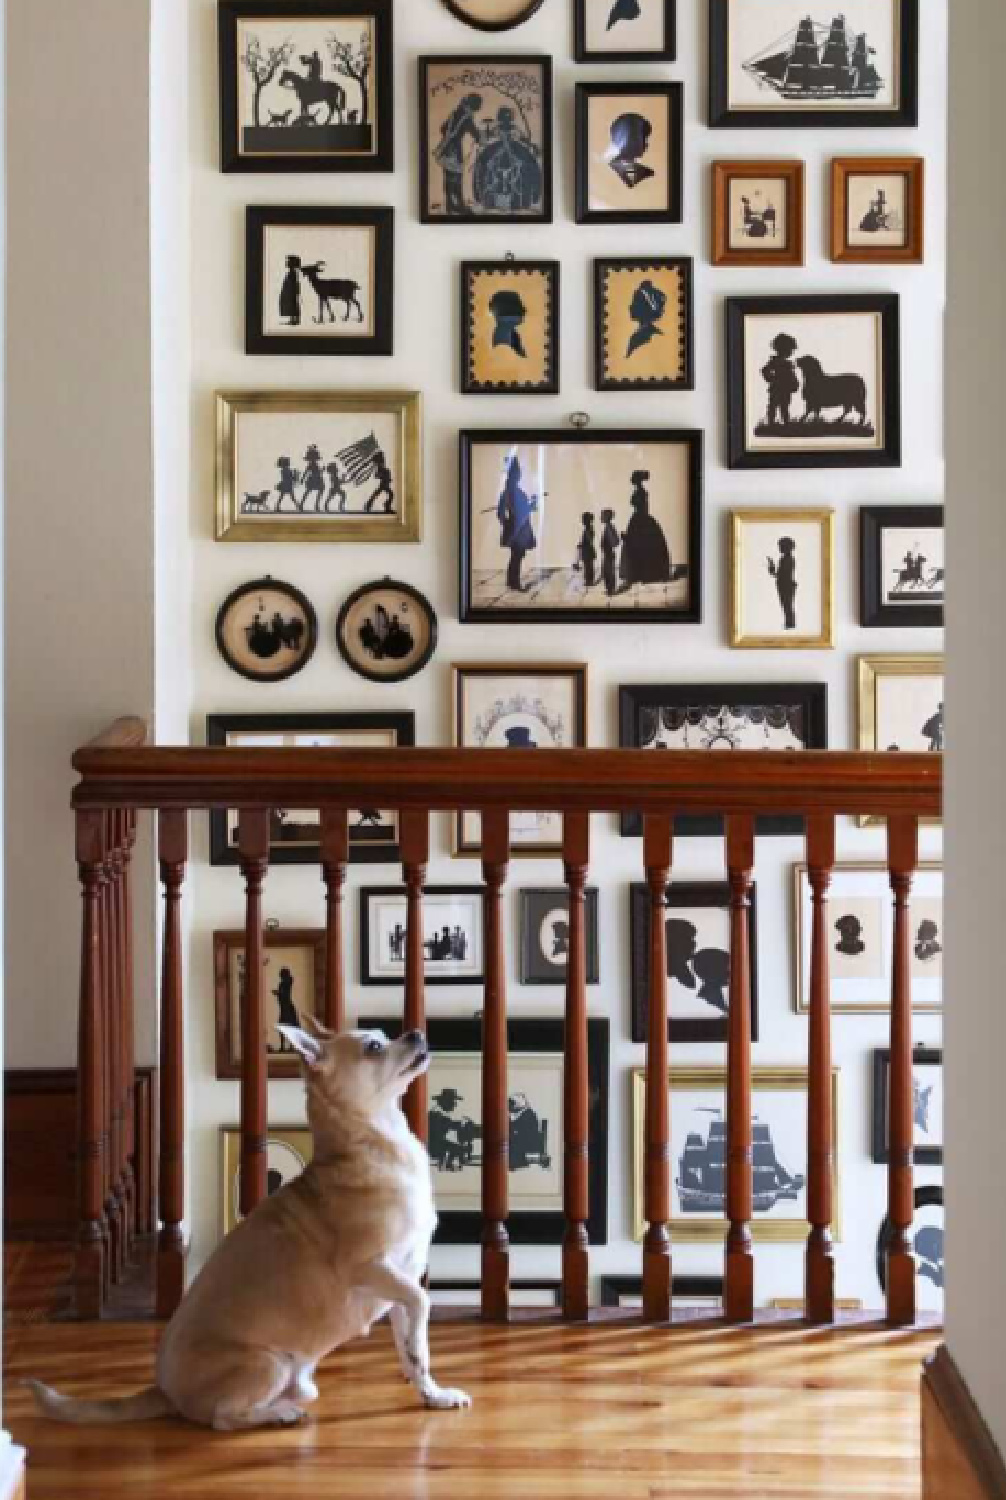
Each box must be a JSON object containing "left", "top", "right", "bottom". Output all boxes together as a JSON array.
[
  {"left": 497, "top": 455, "right": 538, "bottom": 593},
  {"left": 619, "top": 470, "right": 672, "bottom": 589},
  {"left": 279, "top": 256, "right": 302, "bottom": 326},
  {"left": 767, "top": 536, "right": 798, "bottom": 631}
]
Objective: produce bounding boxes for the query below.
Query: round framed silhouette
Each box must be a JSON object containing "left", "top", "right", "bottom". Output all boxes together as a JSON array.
[
  {"left": 876, "top": 1184, "right": 944, "bottom": 1313},
  {"left": 215, "top": 577, "right": 318, "bottom": 684},
  {"left": 440, "top": 0, "right": 547, "bottom": 30},
  {"left": 336, "top": 578, "right": 438, "bottom": 684}
]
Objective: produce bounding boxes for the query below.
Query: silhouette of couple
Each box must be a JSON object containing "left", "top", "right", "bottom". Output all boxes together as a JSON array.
[{"left": 666, "top": 917, "right": 730, "bottom": 1013}]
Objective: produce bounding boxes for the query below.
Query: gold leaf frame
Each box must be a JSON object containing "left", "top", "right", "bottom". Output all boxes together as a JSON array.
[
  {"left": 731, "top": 506, "right": 835, "bottom": 650},
  {"left": 857, "top": 653, "right": 944, "bottom": 825}
]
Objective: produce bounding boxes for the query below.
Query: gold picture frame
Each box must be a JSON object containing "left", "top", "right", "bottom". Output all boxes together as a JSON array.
[
  {"left": 221, "top": 1126, "right": 313, "bottom": 1236},
  {"left": 631, "top": 1066, "right": 842, "bottom": 1245},
  {"left": 731, "top": 507, "right": 834, "bottom": 650},
  {"left": 215, "top": 390, "right": 423, "bottom": 544},
  {"left": 858, "top": 654, "right": 944, "bottom": 826}
]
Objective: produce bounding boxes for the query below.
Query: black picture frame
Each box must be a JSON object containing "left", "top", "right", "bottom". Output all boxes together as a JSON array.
[
  {"left": 725, "top": 294, "right": 902, "bottom": 472},
  {"left": 575, "top": 0, "right": 677, "bottom": 63},
  {"left": 599, "top": 1275, "right": 723, "bottom": 1309},
  {"left": 218, "top": 0, "right": 395, "bottom": 174},
  {"left": 872, "top": 1048, "right": 943, "bottom": 1166},
  {"left": 245, "top": 207, "right": 394, "bottom": 358},
  {"left": 459, "top": 428, "right": 704, "bottom": 626},
  {"left": 359, "top": 886, "right": 486, "bottom": 987},
  {"left": 519, "top": 888, "right": 600, "bottom": 986},
  {"left": 440, "top": 0, "right": 548, "bottom": 30},
  {"left": 575, "top": 82, "right": 683, "bottom": 225},
  {"left": 214, "top": 577, "right": 318, "bottom": 684},
  {"left": 206, "top": 712, "right": 415, "bottom": 866},
  {"left": 861, "top": 505, "right": 944, "bottom": 629},
  {"left": 418, "top": 55, "right": 554, "bottom": 226},
  {"left": 708, "top": 0, "right": 919, "bottom": 130},
  {"left": 362, "top": 1016, "right": 609, "bottom": 1246},
  {"left": 618, "top": 682, "right": 829, "bottom": 837},
  {"left": 594, "top": 257, "right": 694, "bottom": 393},
  {"left": 629, "top": 881, "right": 760, "bottom": 1045},
  {"left": 461, "top": 260, "right": 560, "bottom": 396},
  {"left": 876, "top": 1184, "right": 943, "bottom": 1297},
  {"left": 335, "top": 578, "right": 438, "bottom": 684}
]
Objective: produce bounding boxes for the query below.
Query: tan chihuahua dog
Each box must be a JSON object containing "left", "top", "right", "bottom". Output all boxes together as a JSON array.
[{"left": 29, "top": 1024, "right": 472, "bottom": 1430}]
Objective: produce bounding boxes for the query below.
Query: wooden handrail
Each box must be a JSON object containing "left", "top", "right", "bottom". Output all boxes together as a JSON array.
[{"left": 78, "top": 716, "right": 150, "bottom": 752}]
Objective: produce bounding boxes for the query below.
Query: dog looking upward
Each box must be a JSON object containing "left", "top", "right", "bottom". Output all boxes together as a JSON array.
[{"left": 28, "top": 1025, "right": 471, "bottom": 1429}]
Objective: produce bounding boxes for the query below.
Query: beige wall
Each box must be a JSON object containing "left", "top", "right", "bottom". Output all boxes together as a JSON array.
[
  {"left": 945, "top": 0, "right": 1006, "bottom": 1457},
  {"left": 4, "top": 0, "right": 157, "bottom": 1067}
]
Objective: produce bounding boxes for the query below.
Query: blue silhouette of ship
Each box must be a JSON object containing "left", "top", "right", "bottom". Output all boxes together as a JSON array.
[
  {"left": 744, "top": 15, "right": 883, "bottom": 102},
  {"left": 677, "top": 1110, "right": 805, "bottom": 1214}
]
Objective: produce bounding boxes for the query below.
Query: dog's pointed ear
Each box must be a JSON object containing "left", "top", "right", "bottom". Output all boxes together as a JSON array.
[
  {"left": 278, "top": 1025, "right": 325, "bottom": 1070},
  {"left": 302, "top": 1015, "right": 336, "bottom": 1041}
]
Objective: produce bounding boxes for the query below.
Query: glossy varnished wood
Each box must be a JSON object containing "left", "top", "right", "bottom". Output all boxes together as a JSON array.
[
  {"left": 726, "top": 816, "right": 755, "bottom": 1323},
  {"left": 480, "top": 810, "right": 510, "bottom": 1321},
  {"left": 156, "top": 810, "right": 187, "bottom": 1320},
  {"left": 642, "top": 815, "right": 672, "bottom": 1322},
  {"left": 400, "top": 809, "right": 429, "bottom": 1143},
  {"left": 887, "top": 816, "right": 919, "bottom": 1327},
  {"left": 561, "top": 813, "right": 590, "bottom": 1322},
  {"left": 6, "top": 1318, "right": 939, "bottom": 1499},
  {"left": 806, "top": 814, "right": 837, "bottom": 1324},
  {"left": 238, "top": 810, "right": 270, "bottom": 1222}
]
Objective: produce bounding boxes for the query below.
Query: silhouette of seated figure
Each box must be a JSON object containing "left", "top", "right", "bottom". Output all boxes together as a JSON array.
[
  {"left": 605, "top": 112, "right": 655, "bottom": 190},
  {"left": 666, "top": 918, "right": 698, "bottom": 989},
  {"left": 835, "top": 914, "right": 865, "bottom": 957},
  {"left": 914, "top": 919, "right": 942, "bottom": 964},
  {"left": 551, "top": 920, "right": 570, "bottom": 959},
  {"left": 692, "top": 948, "right": 730, "bottom": 1014}
]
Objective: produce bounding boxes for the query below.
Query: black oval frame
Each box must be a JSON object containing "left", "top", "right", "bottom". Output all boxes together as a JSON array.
[
  {"left": 441, "top": 0, "right": 546, "bottom": 30},
  {"left": 335, "top": 577, "right": 438, "bottom": 685},
  {"left": 875, "top": 1184, "right": 944, "bottom": 1295},
  {"left": 215, "top": 577, "right": 319, "bottom": 685}
]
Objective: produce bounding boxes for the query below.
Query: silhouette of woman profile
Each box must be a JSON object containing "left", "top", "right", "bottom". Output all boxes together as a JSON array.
[
  {"left": 605, "top": 112, "right": 655, "bottom": 190},
  {"left": 607, "top": 0, "right": 641, "bottom": 27},
  {"left": 692, "top": 949, "right": 730, "bottom": 1014},
  {"left": 665, "top": 918, "right": 698, "bottom": 989},
  {"left": 626, "top": 280, "right": 667, "bottom": 359},
  {"left": 915, "top": 919, "right": 942, "bottom": 963}
]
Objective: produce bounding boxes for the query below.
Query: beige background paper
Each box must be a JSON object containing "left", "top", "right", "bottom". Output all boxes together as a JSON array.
[
  {"left": 468, "top": 267, "right": 552, "bottom": 387},
  {"left": 728, "top": 175, "right": 789, "bottom": 250}
]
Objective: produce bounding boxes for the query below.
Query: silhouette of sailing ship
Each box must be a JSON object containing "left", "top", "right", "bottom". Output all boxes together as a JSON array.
[
  {"left": 743, "top": 14, "right": 884, "bottom": 102},
  {"left": 677, "top": 1110, "right": 805, "bottom": 1214}
]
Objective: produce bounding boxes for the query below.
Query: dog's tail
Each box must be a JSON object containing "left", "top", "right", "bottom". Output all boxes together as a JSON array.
[{"left": 25, "top": 1379, "right": 174, "bottom": 1425}]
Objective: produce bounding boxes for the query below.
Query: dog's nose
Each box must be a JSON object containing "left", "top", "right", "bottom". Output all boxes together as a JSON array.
[{"left": 403, "top": 1029, "right": 426, "bottom": 1048}]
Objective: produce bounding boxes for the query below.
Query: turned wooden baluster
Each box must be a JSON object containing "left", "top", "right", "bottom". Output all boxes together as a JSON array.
[
  {"left": 239, "top": 810, "right": 271, "bottom": 1218},
  {"left": 642, "top": 814, "right": 672, "bottom": 1323},
  {"left": 481, "top": 808, "right": 510, "bottom": 1322},
  {"left": 725, "top": 815, "right": 755, "bottom": 1324},
  {"left": 320, "top": 808, "right": 348, "bottom": 1034},
  {"left": 97, "top": 815, "right": 119, "bottom": 1294},
  {"left": 106, "top": 813, "right": 127, "bottom": 1278},
  {"left": 805, "top": 814, "right": 836, "bottom": 1325},
  {"left": 562, "top": 812, "right": 591, "bottom": 1321},
  {"left": 121, "top": 811, "right": 138, "bottom": 1241},
  {"left": 157, "top": 809, "right": 188, "bottom": 1318},
  {"left": 75, "top": 808, "right": 107, "bottom": 1318},
  {"left": 886, "top": 814, "right": 919, "bottom": 1327},
  {"left": 401, "top": 810, "right": 430, "bottom": 1144}
]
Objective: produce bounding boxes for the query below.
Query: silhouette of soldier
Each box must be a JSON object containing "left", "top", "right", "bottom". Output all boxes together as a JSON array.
[
  {"left": 922, "top": 703, "right": 944, "bottom": 753},
  {"left": 620, "top": 470, "right": 672, "bottom": 588},
  {"left": 600, "top": 509, "right": 620, "bottom": 596},
  {"left": 497, "top": 454, "right": 538, "bottom": 593},
  {"left": 279, "top": 255, "right": 302, "bottom": 326},
  {"left": 761, "top": 332, "right": 800, "bottom": 428},
  {"left": 666, "top": 918, "right": 699, "bottom": 989},
  {"left": 364, "top": 452, "right": 395, "bottom": 514},
  {"left": 578, "top": 513, "right": 597, "bottom": 587},
  {"left": 692, "top": 949, "right": 730, "bottom": 1014},
  {"left": 835, "top": 914, "right": 866, "bottom": 957},
  {"left": 434, "top": 92, "right": 483, "bottom": 216},
  {"left": 626, "top": 279, "right": 667, "bottom": 359},
  {"left": 767, "top": 536, "right": 798, "bottom": 630}
]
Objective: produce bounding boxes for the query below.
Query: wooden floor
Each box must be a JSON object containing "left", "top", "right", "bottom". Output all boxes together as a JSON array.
[{"left": 4, "top": 1314, "right": 938, "bottom": 1499}]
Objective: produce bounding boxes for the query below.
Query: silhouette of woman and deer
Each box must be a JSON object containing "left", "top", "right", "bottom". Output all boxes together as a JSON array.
[
  {"left": 241, "top": 433, "right": 395, "bottom": 518},
  {"left": 279, "top": 256, "right": 365, "bottom": 328},
  {"left": 758, "top": 330, "right": 875, "bottom": 438}
]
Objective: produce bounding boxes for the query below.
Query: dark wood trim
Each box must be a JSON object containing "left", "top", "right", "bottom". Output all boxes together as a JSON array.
[
  {"left": 711, "top": 160, "right": 806, "bottom": 268},
  {"left": 860, "top": 505, "right": 944, "bottom": 629},
  {"left": 923, "top": 1345, "right": 1006, "bottom": 1500},
  {"left": 831, "top": 157, "right": 925, "bottom": 265}
]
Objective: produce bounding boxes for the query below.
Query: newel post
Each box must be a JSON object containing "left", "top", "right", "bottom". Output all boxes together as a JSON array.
[
  {"left": 481, "top": 808, "right": 510, "bottom": 1322},
  {"left": 320, "top": 808, "right": 348, "bottom": 1034},
  {"left": 157, "top": 808, "right": 188, "bottom": 1318},
  {"left": 805, "top": 814, "right": 836, "bottom": 1324},
  {"left": 642, "top": 813, "right": 672, "bottom": 1322},
  {"left": 562, "top": 811, "right": 591, "bottom": 1321}
]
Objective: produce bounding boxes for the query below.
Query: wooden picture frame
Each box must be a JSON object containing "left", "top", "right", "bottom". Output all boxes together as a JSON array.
[
  {"left": 632, "top": 1065, "right": 842, "bottom": 1244},
  {"left": 214, "top": 577, "right": 319, "bottom": 683},
  {"left": 440, "top": 0, "right": 547, "bottom": 30},
  {"left": 221, "top": 1126, "right": 313, "bottom": 1234},
  {"left": 429, "top": 1280, "right": 561, "bottom": 1310},
  {"left": 708, "top": 0, "right": 919, "bottom": 131},
  {"left": 599, "top": 1275, "right": 723, "bottom": 1310},
  {"left": 872, "top": 1047, "right": 943, "bottom": 1166},
  {"left": 831, "top": 157, "right": 925, "bottom": 264},
  {"left": 730, "top": 507, "right": 835, "bottom": 650},
  {"left": 519, "top": 888, "right": 600, "bottom": 986},
  {"left": 206, "top": 712, "right": 415, "bottom": 866},
  {"left": 213, "top": 928, "right": 325, "bottom": 1080},
  {"left": 711, "top": 160, "right": 805, "bottom": 268},
  {"left": 461, "top": 260, "right": 560, "bottom": 396},
  {"left": 574, "top": 0, "right": 676, "bottom": 63},
  {"left": 418, "top": 56, "right": 553, "bottom": 225},
  {"left": 363, "top": 1017, "right": 610, "bottom": 1246},
  {"left": 245, "top": 206, "right": 394, "bottom": 357},
  {"left": 218, "top": 0, "right": 395, "bottom": 173},
  {"left": 575, "top": 81, "right": 683, "bottom": 225},
  {"left": 459, "top": 428, "right": 703, "bottom": 626},
  {"left": 725, "top": 294, "right": 902, "bottom": 471},
  {"left": 451, "top": 663, "right": 588, "bottom": 857},
  {"left": 858, "top": 654, "right": 944, "bottom": 825},
  {"left": 860, "top": 505, "right": 944, "bottom": 629},
  {"left": 335, "top": 578, "right": 438, "bottom": 684},
  {"left": 593, "top": 257, "right": 694, "bottom": 392},
  {"left": 618, "top": 682, "right": 828, "bottom": 838},
  {"left": 359, "top": 886, "right": 486, "bottom": 987},
  {"left": 215, "top": 390, "right": 423, "bottom": 544},
  {"left": 629, "top": 881, "right": 759, "bottom": 1045}
]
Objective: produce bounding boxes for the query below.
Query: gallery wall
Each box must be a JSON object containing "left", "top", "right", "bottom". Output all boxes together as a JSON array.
[{"left": 181, "top": 0, "right": 949, "bottom": 1302}]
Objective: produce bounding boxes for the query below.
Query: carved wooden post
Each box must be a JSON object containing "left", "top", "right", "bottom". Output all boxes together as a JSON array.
[
  {"left": 157, "top": 809, "right": 188, "bottom": 1319},
  {"left": 239, "top": 810, "right": 271, "bottom": 1218},
  {"left": 481, "top": 808, "right": 510, "bottom": 1322},
  {"left": 107, "top": 814, "right": 128, "bottom": 1278},
  {"left": 320, "top": 808, "right": 348, "bottom": 1034},
  {"left": 562, "top": 811, "right": 590, "bottom": 1321},
  {"left": 725, "top": 815, "right": 755, "bottom": 1324},
  {"left": 75, "top": 808, "right": 107, "bottom": 1318},
  {"left": 121, "top": 811, "right": 138, "bottom": 1243},
  {"left": 805, "top": 814, "right": 836, "bottom": 1324},
  {"left": 401, "top": 809, "right": 430, "bottom": 1144},
  {"left": 887, "top": 814, "right": 919, "bottom": 1326},
  {"left": 98, "top": 817, "right": 121, "bottom": 1289},
  {"left": 642, "top": 814, "right": 672, "bottom": 1323}
]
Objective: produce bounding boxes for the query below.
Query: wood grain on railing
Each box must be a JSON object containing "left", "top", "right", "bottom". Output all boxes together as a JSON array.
[
  {"left": 726, "top": 815, "right": 755, "bottom": 1325},
  {"left": 806, "top": 814, "right": 836, "bottom": 1325},
  {"left": 156, "top": 809, "right": 188, "bottom": 1319},
  {"left": 886, "top": 815, "right": 919, "bottom": 1327},
  {"left": 643, "top": 814, "right": 672, "bottom": 1323},
  {"left": 238, "top": 810, "right": 270, "bottom": 1221},
  {"left": 481, "top": 809, "right": 510, "bottom": 1323},
  {"left": 320, "top": 808, "right": 348, "bottom": 1035},
  {"left": 401, "top": 809, "right": 430, "bottom": 1144},
  {"left": 562, "top": 812, "right": 590, "bottom": 1322}
]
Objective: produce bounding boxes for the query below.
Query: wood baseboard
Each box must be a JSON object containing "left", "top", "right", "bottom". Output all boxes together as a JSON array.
[{"left": 923, "top": 1344, "right": 1006, "bottom": 1499}]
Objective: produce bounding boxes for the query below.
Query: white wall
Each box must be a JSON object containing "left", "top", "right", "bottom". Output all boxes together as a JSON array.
[
  {"left": 944, "top": 0, "right": 1006, "bottom": 1455},
  {"left": 183, "top": 0, "right": 947, "bottom": 1300}
]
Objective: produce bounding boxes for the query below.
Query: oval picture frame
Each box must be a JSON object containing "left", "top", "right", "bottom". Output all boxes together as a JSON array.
[
  {"left": 440, "top": 0, "right": 547, "bottom": 31},
  {"left": 215, "top": 577, "right": 318, "bottom": 685},
  {"left": 336, "top": 578, "right": 438, "bottom": 685}
]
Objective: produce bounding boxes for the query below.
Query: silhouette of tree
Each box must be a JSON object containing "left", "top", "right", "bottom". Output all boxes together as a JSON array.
[
  {"left": 328, "top": 27, "right": 372, "bottom": 121},
  {"left": 240, "top": 32, "right": 295, "bottom": 127},
  {"left": 431, "top": 65, "right": 542, "bottom": 145}
]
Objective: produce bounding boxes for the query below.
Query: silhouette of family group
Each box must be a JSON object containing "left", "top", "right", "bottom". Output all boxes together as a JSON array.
[
  {"left": 242, "top": 434, "right": 394, "bottom": 518},
  {"left": 386, "top": 923, "right": 470, "bottom": 966}
]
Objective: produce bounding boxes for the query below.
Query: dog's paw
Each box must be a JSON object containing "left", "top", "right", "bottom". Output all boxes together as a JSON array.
[
  {"left": 268, "top": 1402, "right": 308, "bottom": 1427},
  {"left": 424, "top": 1386, "right": 472, "bottom": 1411}
]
